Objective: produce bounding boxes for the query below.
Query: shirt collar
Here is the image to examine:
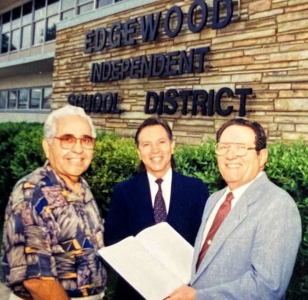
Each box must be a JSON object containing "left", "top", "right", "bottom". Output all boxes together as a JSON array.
[
  {"left": 147, "top": 167, "right": 172, "bottom": 183},
  {"left": 226, "top": 171, "right": 264, "bottom": 198}
]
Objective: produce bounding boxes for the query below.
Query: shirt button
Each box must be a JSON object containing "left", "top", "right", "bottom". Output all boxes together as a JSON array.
[{"left": 207, "top": 240, "right": 212, "bottom": 245}]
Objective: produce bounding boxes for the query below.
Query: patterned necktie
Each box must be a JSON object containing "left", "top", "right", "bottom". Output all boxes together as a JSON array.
[
  {"left": 196, "top": 191, "right": 234, "bottom": 271},
  {"left": 154, "top": 178, "right": 167, "bottom": 223}
]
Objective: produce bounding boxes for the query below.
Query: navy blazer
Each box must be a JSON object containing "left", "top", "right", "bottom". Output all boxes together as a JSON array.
[{"left": 104, "top": 170, "right": 209, "bottom": 300}]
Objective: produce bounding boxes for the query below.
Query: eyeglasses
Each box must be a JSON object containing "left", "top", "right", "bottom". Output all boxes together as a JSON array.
[
  {"left": 215, "top": 143, "right": 256, "bottom": 156},
  {"left": 54, "top": 134, "right": 95, "bottom": 149}
]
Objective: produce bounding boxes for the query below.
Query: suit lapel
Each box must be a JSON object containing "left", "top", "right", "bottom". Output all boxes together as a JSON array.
[
  {"left": 167, "top": 171, "right": 181, "bottom": 222},
  {"left": 135, "top": 172, "right": 155, "bottom": 224},
  {"left": 190, "top": 189, "right": 226, "bottom": 281},
  {"left": 191, "top": 173, "right": 269, "bottom": 284}
]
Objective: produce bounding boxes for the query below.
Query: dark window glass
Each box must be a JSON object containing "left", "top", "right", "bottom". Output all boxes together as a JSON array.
[
  {"left": 34, "top": 0, "right": 46, "bottom": 20},
  {"left": 12, "top": 7, "right": 22, "bottom": 30},
  {"left": 97, "top": 0, "right": 112, "bottom": 8},
  {"left": 30, "top": 88, "right": 41, "bottom": 109},
  {"left": 23, "top": 2, "right": 33, "bottom": 15},
  {"left": 18, "top": 89, "right": 28, "bottom": 109},
  {"left": 42, "top": 87, "right": 52, "bottom": 109},
  {"left": 46, "top": 15, "right": 57, "bottom": 41},
  {"left": 11, "top": 29, "right": 20, "bottom": 51},
  {"left": 78, "top": 2, "right": 93, "bottom": 14},
  {"left": 22, "top": 1, "right": 33, "bottom": 25},
  {"left": 22, "top": 25, "right": 32, "bottom": 48},
  {"left": 0, "top": 91, "right": 8, "bottom": 109},
  {"left": 12, "top": 7, "right": 21, "bottom": 20},
  {"left": 8, "top": 91, "right": 17, "bottom": 109},
  {"left": 1, "top": 33, "right": 10, "bottom": 53},
  {"left": 34, "top": 20, "right": 45, "bottom": 44},
  {"left": 2, "top": 11, "right": 11, "bottom": 32}
]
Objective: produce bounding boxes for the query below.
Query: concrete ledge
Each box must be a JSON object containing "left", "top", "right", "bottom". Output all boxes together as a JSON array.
[
  {"left": 0, "top": 52, "right": 54, "bottom": 69},
  {"left": 0, "top": 112, "right": 49, "bottom": 123}
]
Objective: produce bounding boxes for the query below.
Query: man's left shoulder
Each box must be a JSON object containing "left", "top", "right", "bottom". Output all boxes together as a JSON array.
[
  {"left": 173, "top": 171, "right": 208, "bottom": 192},
  {"left": 258, "top": 175, "right": 299, "bottom": 214}
]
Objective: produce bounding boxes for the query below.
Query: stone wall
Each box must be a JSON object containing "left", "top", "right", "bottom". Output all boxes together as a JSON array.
[{"left": 53, "top": 0, "right": 308, "bottom": 145}]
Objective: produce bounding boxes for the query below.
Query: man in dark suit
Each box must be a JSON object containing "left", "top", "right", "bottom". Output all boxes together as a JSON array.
[{"left": 104, "top": 117, "right": 209, "bottom": 300}]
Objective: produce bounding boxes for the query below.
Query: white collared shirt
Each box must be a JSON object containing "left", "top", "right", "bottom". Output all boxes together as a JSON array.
[
  {"left": 147, "top": 168, "right": 172, "bottom": 214},
  {"left": 201, "top": 171, "right": 264, "bottom": 245}
]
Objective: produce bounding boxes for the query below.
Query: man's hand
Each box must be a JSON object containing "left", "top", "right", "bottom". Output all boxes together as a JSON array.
[
  {"left": 165, "top": 285, "right": 196, "bottom": 300},
  {"left": 24, "top": 279, "right": 70, "bottom": 300}
]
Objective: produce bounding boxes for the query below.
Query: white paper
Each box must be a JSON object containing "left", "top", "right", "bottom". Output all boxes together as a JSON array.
[{"left": 98, "top": 223, "right": 193, "bottom": 300}]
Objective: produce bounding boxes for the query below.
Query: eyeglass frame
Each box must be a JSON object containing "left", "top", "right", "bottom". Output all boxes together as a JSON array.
[
  {"left": 215, "top": 143, "right": 257, "bottom": 157},
  {"left": 53, "top": 134, "right": 96, "bottom": 150}
]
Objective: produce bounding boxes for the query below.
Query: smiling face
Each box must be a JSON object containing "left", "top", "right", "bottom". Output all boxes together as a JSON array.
[
  {"left": 43, "top": 115, "right": 94, "bottom": 185},
  {"left": 217, "top": 125, "right": 268, "bottom": 190},
  {"left": 137, "top": 125, "right": 175, "bottom": 178}
]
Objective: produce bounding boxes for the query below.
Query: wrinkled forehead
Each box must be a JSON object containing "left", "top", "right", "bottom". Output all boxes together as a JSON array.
[
  {"left": 220, "top": 125, "right": 256, "bottom": 145},
  {"left": 55, "top": 115, "right": 92, "bottom": 136}
]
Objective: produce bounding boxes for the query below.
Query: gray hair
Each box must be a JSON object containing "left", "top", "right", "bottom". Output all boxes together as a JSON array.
[{"left": 44, "top": 105, "right": 96, "bottom": 142}]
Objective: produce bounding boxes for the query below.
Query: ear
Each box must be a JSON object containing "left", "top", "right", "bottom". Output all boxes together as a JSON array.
[
  {"left": 42, "top": 139, "right": 50, "bottom": 159},
  {"left": 259, "top": 148, "right": 268, "bottom": 170},
  {"left": 171, "top": 140, "right": 175, "bottom": 154}
]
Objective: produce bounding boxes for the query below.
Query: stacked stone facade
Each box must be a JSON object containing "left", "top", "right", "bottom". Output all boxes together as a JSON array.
[{"left": 53, "top": 0, "right": 308, "bottom": 144}]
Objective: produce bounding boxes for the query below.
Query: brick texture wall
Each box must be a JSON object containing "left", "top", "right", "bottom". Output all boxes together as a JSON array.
[{"left": 53, "top": 0, "right": 308, "bottom": 145}]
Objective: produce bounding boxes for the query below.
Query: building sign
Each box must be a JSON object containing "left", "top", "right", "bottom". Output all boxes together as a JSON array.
[{"left": 68, "top": 0, "right": 251, "bottom": 117}]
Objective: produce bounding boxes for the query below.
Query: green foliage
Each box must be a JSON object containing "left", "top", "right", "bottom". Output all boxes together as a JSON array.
[
  {"left": 266, "top": 141, "right": 308, "bottom": 299},
  {"left": 85, "top": 136, "right": 139, "bottom": 214},
  {"left": 0, "top": 123, "right": 45, "bottom": 211},
  {"left": 174, "top": 140, "right": 225, "bottom": 194},
  {"left": 0, "top": 123, "right": 308, "bottom": 299}
]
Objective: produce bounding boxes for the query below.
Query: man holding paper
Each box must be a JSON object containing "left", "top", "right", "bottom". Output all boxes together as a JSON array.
[
  {"left": 105, "top": 117, "right": 209, "bottom": 300},
  {"left": 167, "top": 118, "right": 301, "bottom": 300}
]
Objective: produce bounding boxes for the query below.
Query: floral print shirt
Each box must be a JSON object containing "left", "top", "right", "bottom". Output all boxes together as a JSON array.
[{"left": 1, "top": 162, "right": 107, "bottom": 299}]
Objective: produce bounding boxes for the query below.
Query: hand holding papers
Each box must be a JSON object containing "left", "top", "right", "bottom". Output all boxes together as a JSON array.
[{"left": 98, "top": 223, "right": 193, "bottom": 300}]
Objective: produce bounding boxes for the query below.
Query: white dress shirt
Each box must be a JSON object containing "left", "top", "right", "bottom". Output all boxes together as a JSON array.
[
  {"left": 201, "top": 171, "right": 264, "bottom": 245},
  {"left": 147, "top": 168, "right": 172, "bottom": 214}
]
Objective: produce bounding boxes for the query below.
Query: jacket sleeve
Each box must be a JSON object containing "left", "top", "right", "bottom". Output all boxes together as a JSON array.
[
  {"left": 194, "top": 194, "right": 301, "bottom": 300},
  {"left": 104, "top": 183, "right": 131, "bottom": 246}
]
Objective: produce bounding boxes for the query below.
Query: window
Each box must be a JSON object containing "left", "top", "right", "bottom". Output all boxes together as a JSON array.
[
  {"left": 0, "top": 91, "right": 8, "bottom": 109},
  {"left": 0, "top": 0, "right": 128, "bottom": 54},
  {"left": 22, "top": 25, "right": 32, "bottom": 49},
  {"left": 34, "top": 0, "right": 46, "bottom": 21},
  {"left": 11, "top": 29, "right": 20, "bottom": 51},
  {"left": 34, "top": 19, "right": 45, "bottom": 45},
  {"left": 42, "top": 87, "right": 52, "bottom": 109},
  {"left": 22, "top": 2, "right": 33, "bottom": 25},
  {"left": 46, "top": 0, "right": 59, "bottom": 42},
  {"left": 8, "top": 91, "right": 17, "bottom": 109},
  {"left": 18, "top": 89, "right": 29, "bottom": 109},
  {"left": 30, "top": 88, "right": 42, "bottom": 109},
  {"left": 78, "top": 2, "right": 94, "bottom": 15},
  {"left": 0, "top": 87, "right": 52, "bottom": 111}
]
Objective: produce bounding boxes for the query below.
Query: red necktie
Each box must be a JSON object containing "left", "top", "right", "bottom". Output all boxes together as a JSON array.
[{"left": 196, "top": 192, "right": 234, "bottom": 271}]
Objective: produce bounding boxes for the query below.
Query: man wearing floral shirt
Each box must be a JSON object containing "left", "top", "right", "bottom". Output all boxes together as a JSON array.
[{"left": 2, "top": 105, "right": 107, "bottom": 300}]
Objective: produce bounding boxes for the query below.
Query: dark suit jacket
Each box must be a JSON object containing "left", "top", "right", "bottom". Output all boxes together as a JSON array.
[{"left": 104, "top": 170, "right": 209, "bottom": 300}]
